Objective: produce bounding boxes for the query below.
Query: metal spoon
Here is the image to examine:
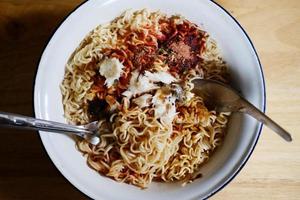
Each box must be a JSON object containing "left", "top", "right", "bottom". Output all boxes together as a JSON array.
[
  {"left": 191, "top": 78, "right": 292, "bottom": 142},
  {"left": 0, "top": 112, "right": 100, "bottom": 145}
]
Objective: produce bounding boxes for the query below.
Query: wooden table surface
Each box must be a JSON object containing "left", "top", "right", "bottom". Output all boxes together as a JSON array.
[{"left": 0, "top": 0, "right": 299, "bottom": 199}]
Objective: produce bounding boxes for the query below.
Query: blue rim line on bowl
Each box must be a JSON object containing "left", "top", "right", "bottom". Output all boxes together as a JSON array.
[
  {"left": 203, "top": 1, "right": 266, "bottom": 199},
  {"left": 32, "top": 0, "right": 266, "bottom": 199}
]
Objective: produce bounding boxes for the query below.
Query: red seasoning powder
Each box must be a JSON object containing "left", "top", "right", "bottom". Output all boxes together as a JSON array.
[{"left": 169, "top": 41, "right": 192, "bottom": 60}]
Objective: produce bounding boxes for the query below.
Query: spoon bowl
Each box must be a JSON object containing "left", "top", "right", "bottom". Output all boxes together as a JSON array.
[{"left": 191, "top": 78, "right": 292, "bottom": 142}]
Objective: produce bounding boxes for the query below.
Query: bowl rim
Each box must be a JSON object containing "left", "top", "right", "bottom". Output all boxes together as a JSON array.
[
  {"left": 32, "top": 0, "right": 266, "bottom": 199},
  {"left": 201, "top": 1, "right": 266, "bottom": 199}
]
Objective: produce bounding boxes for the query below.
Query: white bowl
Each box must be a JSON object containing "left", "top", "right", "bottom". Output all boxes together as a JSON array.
[{"left": 34, "top": 0, "right": 266, "bottom": 199}]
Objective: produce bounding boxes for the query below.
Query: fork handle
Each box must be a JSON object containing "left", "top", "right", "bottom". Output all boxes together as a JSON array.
[
  {"left": 240, "top": 100, "right": 292, "bottom": 142},
  {"left": 0, "top": 111, "right": 91, "bottom": 137}
]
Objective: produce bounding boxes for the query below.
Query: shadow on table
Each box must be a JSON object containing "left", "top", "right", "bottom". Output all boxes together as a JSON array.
[{"left": 0, "top": 4, "right": 86, "bottom": 200}]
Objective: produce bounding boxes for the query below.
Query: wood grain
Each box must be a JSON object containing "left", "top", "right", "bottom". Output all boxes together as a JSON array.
[
  {"left": 213, "top": 0, "right": 300, "bottom": 199},
  {"left": 0, "top": 1, "right": 85, "bottom": 199},
  {"left": 0, "top": 0, "right": 299, "bottom": 199}
]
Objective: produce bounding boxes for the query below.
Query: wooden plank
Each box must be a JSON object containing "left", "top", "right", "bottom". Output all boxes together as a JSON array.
[{"left": 213, "top": 0, "right": 300, "bottom": 199}]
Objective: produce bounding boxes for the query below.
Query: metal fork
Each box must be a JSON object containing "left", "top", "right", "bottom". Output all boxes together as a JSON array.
[{"left": 0, "top": 112, "right": 100, "bottom": 145}]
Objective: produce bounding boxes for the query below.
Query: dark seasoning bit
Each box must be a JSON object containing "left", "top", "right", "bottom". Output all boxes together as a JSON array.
[{"left": 88, "top": 98, "right": 108, "bottom": 120}]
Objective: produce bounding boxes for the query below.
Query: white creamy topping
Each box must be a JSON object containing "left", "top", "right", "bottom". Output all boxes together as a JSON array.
[
  {"left": 144, "top": 71, "right": 177, "bottom": 84},
  {"left": 152, "top": 89, "right": 177, "bottom": 125},
  {"left": 161, "top": 95, "right": 177, "bottom": 125},
  {"left": 99, "top": 58, "right": 124, "bottom": 88},
  {"left": 151, "top": 90, "right": 166, "bottom": 118},
  {"left": 132, "top": 94, "right": 152, "bottom": 108},
  {"left": 122, "top": 70, "right": 159, "bottom": 98},
  {"left": 122, "top": 70, "right": 177, "bottom": 98}
]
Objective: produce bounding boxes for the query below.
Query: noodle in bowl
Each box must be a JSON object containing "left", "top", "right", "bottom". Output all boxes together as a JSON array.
[
  {"left": 34, "top": 0, "right": 265, "bottom": 199},
  {"left": 61, "top": 9, "right": 230, "bottom": 188}
]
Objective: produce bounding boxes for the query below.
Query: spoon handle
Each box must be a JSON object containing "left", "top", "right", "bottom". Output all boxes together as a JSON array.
[
  {"left": 240, "top": 100, "right": 292, "bottom": 142},
  {"left": 0, "top": 111, "right": 91, "bottom": 137}
]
